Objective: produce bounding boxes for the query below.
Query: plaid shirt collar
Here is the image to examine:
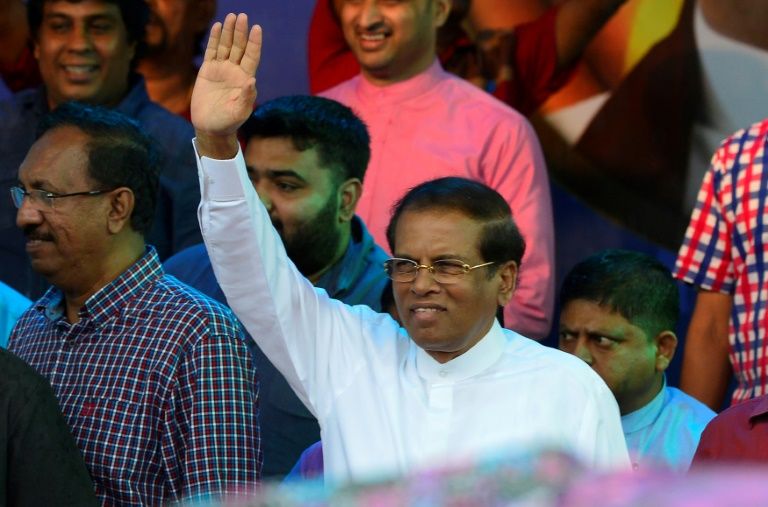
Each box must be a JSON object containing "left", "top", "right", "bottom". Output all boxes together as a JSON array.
[{"left": 35, "top": 246, "right": 163, "bottom": 326}]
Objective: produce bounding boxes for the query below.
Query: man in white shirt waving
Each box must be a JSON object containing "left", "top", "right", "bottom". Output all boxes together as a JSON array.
[{"left": 192, "top": 13, "right": 629, "bottom": 484}]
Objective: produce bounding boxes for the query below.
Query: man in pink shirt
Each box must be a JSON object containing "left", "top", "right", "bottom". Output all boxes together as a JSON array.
[{"left": 320, "top": 0, "right": 554, "bottom": 338}]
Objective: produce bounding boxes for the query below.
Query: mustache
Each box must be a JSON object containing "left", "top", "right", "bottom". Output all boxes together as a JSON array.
[{"left": 23, "top": 225, "right": 53, "bottom": 242}]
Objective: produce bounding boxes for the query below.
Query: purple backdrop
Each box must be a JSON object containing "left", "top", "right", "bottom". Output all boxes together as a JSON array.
[{"left": 215, "top": 0, "right": 314, "bottom": 102}]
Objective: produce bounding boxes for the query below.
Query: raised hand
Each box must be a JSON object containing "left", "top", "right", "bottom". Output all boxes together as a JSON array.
[{"left": 191, "top": 13, "right": 262, "bottom": 157}]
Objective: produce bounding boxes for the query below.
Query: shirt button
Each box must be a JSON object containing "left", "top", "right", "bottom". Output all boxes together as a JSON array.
[
  {"left": 632, "top": 462, "right": 640, "bottom": 471},
  {"left": 439, "top": 370, "right": 448, "bottom": 377}
]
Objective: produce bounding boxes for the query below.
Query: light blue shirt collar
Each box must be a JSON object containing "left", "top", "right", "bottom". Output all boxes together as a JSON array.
[{"left": 621, "top": 377, "right": 667, "bottom": 434}]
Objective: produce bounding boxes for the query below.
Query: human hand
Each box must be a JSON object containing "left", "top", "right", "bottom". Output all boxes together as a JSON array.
[{"left": 191, "top": 13, "right": 262, "bottom": 157}]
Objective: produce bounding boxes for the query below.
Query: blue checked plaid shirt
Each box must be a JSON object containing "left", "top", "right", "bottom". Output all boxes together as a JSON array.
[{"left": 9, "top": 247, "right": 261, "bottom": 506}]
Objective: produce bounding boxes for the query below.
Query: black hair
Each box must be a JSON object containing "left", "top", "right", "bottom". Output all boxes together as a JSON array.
[
  {"left": 386, "top": 177, "right": 525, "bottom": 275},
  {"left": 37, "top": 101, "right": 159, "bottom": 234},
  {"left": 560, "top": 249, "right": 679, "bottom": 338},
  {"left": 241, "top": 95, "right": 370, "bottom": 183}
]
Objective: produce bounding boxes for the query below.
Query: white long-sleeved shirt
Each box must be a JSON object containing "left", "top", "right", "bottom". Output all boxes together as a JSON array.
[{"left": 196, "top": 144, "right": 629, "bottom": 484}]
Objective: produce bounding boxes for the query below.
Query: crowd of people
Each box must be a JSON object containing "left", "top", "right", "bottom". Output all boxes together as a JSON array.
[{"left": 0, "top": 0, "right": 767, "bottom": 505}]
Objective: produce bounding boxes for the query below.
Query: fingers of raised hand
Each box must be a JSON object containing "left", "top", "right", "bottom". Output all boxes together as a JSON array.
[
  {"left": 202, "top": 13, "right": 260, "bottom": 78},
  {"left": 228, "top": 13, "right": 249, "bottom": 64},
  {"left": 216, "top": 12, "right": 237, "bottom": 60},
  {"left": 203, "top": 21, "right": 222, "bottom": 62},
  {"left": 240, "top": 25, "right": 262, "bottom": 78}
]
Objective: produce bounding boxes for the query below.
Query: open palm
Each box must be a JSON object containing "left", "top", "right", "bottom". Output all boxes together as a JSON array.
[{"left": 191, "top": 13, "right": 262, "bottom": 136}]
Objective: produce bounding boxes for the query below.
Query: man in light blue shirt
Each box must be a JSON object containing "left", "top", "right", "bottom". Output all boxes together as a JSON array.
[
  {"left": 558, "top": 249, "right": 714, "bottom": 471},
  {"left": 0, "top": 282, "right": 30, "bottom": 347}
]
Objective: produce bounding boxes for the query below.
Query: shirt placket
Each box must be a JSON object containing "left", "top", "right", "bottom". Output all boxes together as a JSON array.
[
  {"left": 366, "top": 94, "right": 394, "bottom": 238},
  {"left": 50, "top": 317, "right": 87, "bottom": 396},
  {"left": 424, "top": 374, "right": 454, "bottom": 459}
]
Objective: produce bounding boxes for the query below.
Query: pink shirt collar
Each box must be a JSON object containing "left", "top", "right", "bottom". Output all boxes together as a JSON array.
[{"left": 355, "top": 59, "right": 447, "bottom": 105}]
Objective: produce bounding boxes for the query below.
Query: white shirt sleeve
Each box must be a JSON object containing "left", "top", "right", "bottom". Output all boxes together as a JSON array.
[
  {"left": 194, "top": 141, "right": 401, "bottom": 419},
  {"left": 579, "top": 376, "right": 632, "bottom": 470}
]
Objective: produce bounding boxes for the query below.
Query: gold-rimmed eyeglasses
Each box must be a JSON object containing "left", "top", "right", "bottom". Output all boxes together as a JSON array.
[
  {"left": 10, "top": 186, "right": 112, "bottom": 210},
  {"left": 383, "top": 257, "right": 495, "bottom": 284}
]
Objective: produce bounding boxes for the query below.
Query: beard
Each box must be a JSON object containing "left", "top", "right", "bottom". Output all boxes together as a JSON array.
[
  {"left": 144, "top": 13, "right": 169, "bottom": 56},
  {"left": 275, "top": 195, "right": 344, "bottom": 278}
]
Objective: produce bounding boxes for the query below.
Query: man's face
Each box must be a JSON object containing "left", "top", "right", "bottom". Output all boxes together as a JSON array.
[
  {"left": 144, "top": 0, "right": 213, "bottom": 58},
  {"left": 34, "top": 0, "right": 135, "bottom": 108},
  {"left": 338, "top": 0, "right": 450, "bottom": 85},
  {"left": 244, "top": 137, "right": 346, "bottom": 278},
  {"left": 558, "top": 299, "right": 663, "bottom": 415},
  {"left": 392, "top": 208, "right": 515, "bottom": 363},
  {"left": 16, "top": 126, "right": 112, "bottom": 292}
]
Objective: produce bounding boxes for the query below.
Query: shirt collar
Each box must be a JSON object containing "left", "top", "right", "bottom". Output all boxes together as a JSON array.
[
  {"left": 415, "top": 319, "right": 506, "bottom": 382},
  {"left": 355, "top": 59, "right": 447, "bottom": 105},
  {"left": 34, "top": 287, "right": 65, "bottom": 321},
  {"left": 24, "top": 87, "right": 49, "bottom": 118},
  {"left": 114, "top": 74, "right": 149, "bottom": 117},
  {"left": 34, "top": 247, "right": 163, "bottom": 325},
  {"left": 621, "top": 377, "right": 667, "bottom": 433},
  {"left": 315, "top": 216, "right": 374, "bottom": 298}
]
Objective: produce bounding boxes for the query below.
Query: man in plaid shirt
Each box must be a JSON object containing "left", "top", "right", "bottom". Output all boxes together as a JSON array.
[
  {"left": 8, "top": 102, "right": 261, "bottom": 505},
  {"left": 675, "top": 118, "right": 768, "bottom": 411}
]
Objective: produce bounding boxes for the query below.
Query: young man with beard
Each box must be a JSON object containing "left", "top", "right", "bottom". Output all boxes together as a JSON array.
[{"left": 164, "top": 94, "right": 389, "bottom": 477}]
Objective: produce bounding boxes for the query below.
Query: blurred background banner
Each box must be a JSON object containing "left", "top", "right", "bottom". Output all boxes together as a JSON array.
[{"left": 529, "top": 0, "right": 768, "bottom": 249}]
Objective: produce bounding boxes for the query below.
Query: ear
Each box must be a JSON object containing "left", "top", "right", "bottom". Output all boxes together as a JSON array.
[
  {"left": 434, "top": 0, "right": 453, "bottom": 28},
  {"left": 337, "top": 178, "right": 362, "bottom": 223},
  {"left": 495, "top": 260, "right": 517, "bottom": 307},
  {"left": 106, "top": 188, "right": 135, "bottom": 235},
  {"left": 653, "top": 330, "right": 677, "bottom": 372}
]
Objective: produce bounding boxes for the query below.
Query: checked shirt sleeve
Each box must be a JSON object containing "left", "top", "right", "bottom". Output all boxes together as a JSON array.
[
  {"left": 165, "top": 330, "right": 261, "bottom": 501},
  {"left": 674, "top": 141, "right": 735, "bottom": 294}
]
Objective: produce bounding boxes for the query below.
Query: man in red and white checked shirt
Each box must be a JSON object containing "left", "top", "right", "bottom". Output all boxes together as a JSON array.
[
  {"left": 8, "top": 102, "right": 261, "bottom": 505},
  {"left": 675, "top": 118, "right": 768, "bottom": 411}
]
